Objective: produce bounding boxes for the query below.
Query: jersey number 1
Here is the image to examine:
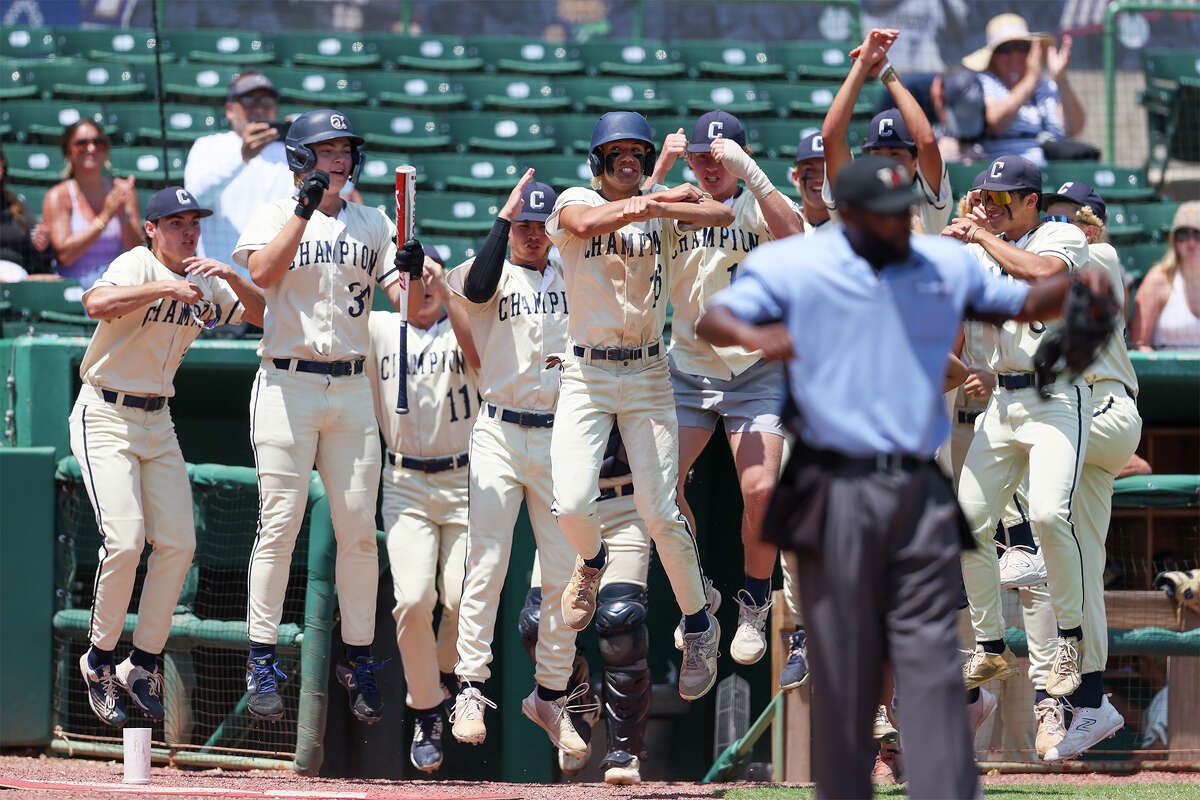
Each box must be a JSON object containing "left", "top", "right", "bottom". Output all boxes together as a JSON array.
[{"left": 446, "top": 385, "right": 472, "bottom": 422}]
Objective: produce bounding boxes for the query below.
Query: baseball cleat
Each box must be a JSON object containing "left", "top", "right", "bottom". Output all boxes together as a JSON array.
[
  {"left": 968, "top": 687, "right": 998, "bottom": 737},
  {"left": 779, "top": 629, "right": 809, "bottom": 691},
  {"left": 1046, "top": 636, "right": 1084, "bottom": 698},
  {"left": 409, "top": 709, "right": 444, "bottom": 773},
  {"left": 245, "top": 655, "right": 287, "bottom": 722},
  {"left": 115, "top": 657, "right": 165, "bottom": 722},
  {"left": 450, "top": 685, "right": 495, "bottom": 744},
  {"left": 1034, "top": 697, "right": 1068, "bottom": 759},
  {"left": 1043, "top": 696, "right": 1124, "bottom": 761},
  {"left": 729, "top": 590, "right": 772, "bottom": 665},
  {"left": 873, "top": 704, "right": 898, "bottom": 742},
  {"left": 601, "top": 751, "right": 642, "bottom": 785},
  {"left": 998, "top": 545, "right": 1048, "bottom": 589},
  {"left": 521, "top": 684, "right": 595, "bottom": 757},
  {"left": 335, "top": 656, "right": 385, "bottom": 724},
  {"left": 561, "top": 555, "right": 606, "bottom": 631},
  {"left": 678, "top": 612, "right": 720, "bottom": 701},
  {"left": 558, "top": 742, "right": 591, "bottom": 775},
  {"left": 79, "top": 653, "right": 127, "bottom": 727},
  {"left": 673, "top": 577, "right": 722, "bottom": 650},
  {"left": 962, "top": 645, "right": 1017, "bottom": 689}
]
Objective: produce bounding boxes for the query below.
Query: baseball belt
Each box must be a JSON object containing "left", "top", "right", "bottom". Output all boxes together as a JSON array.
[
  {"left": 996, "top": 372, "right": 1036, "bottom": 390},
  {"left": 572, "top": 342, "right": 661, "bottom": 362},
  {"left": 485, "top": 403, "right": 554, "bottom": 428},
  {"left": 598, "top": 482, "right": 634, "bottom": 501},
  {"left": 100, "top": 389, "right": 166, "bottom": 412},
  {"left": 957, "top": 409, "right": 983, "bottom": 425},
  {"left": 272, "top": 357, "right": 364, "bottom": 377},
  {"left": 387, "top": 451, "right": 469, "bottom": 473}
]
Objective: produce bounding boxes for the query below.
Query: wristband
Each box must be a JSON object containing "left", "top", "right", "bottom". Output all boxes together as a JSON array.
[{"left": 879, "top": 60, "right": 896, "bottom": 82}]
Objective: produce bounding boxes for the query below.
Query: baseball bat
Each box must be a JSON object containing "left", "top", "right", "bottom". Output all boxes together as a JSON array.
[{"left": 395, "top": 164, "right": 416, "bottom": 414}]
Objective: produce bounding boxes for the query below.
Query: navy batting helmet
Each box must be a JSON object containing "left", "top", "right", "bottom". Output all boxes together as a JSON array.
[
  {"left": 284, "top": 108, "right": 365, "bottom": 180},
  {"left": 588, "top": 111, "right": 656, "bottom": 177}
]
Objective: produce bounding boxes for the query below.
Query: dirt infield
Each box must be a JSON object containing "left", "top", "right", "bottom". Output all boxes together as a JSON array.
[{"left": 1, "top": 754, "right": 1197, "bottom": 800}]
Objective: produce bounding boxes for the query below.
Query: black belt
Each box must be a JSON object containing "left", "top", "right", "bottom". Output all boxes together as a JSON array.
[
  {"left": 572, "top": 342, "right": 661, "bottom": 361},
  {"left": 388, "top": 451, "right": 469, "bottom": 473},
  {"left": 486, "top": 403, "right": 554, "bottom": 428},
  {"left": 801, "top": 443, "right": 925, "bottom": 474},
  {"left": 272, "top": 357, "right": 364, "bottom": 377},
  {"left": 598, "top": 482, "right": 634, "bottom": 502},
  {"left": 997, "top": 373, "right": 1035, "bottom": 390},
  {"left": 101, "top": 389, "right": 166, "bottom": 412},
  {"left": 957, "top": 409, "right": 983, "bottom": 425}
]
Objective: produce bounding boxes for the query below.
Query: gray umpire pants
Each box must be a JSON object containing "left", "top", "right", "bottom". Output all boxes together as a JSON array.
[{"left": 794, "top": 461, "right": 981, "bottom": 800}]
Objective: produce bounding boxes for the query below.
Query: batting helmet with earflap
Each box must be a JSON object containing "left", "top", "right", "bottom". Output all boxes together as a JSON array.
[
  {"left": 284, "top": 108, "right": 365, "bottom": 181},
  {"left": 588, "top": 111, "right": 656, "bottom": 177}
]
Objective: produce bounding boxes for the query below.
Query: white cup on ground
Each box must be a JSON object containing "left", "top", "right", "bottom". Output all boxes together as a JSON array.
[{"left": 122, "top": 726, "right": 152, "bottom": 784}]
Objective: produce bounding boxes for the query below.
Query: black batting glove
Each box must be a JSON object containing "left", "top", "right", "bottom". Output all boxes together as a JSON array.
[
  {"left": 294, "top": 169, "right": 330, "bottom": 220},
  {"left": 395, "top": 237, "right": 425, "bottom": 279}
]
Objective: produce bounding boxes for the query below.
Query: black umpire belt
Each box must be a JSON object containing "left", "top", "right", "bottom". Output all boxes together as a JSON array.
[
  {"left": 573, "top": 342, "right": 661, "bottom": 361},
  {"left": 996, "top": 372, "right": 1036, "bottom": 390},
  {"left": 388, "top": 451, "right": 469, "bottom": 473},
  {"left": 804, "top": 444, "right": 925, "bottom": 474},
  {"left": 101, "top": 389, "right": 166, "bottom": 412},
  {"left": 957, "top": 409, "right": 983, "bottom": 425},
  {"left": 486, "top": 403, "right": 554, "bottom": 428},
  {"left": 598, "top": 482, "right": 634, "bottom": 502},
  {"left": 272, "top": 357, "right": 364, "bottom": 377}
]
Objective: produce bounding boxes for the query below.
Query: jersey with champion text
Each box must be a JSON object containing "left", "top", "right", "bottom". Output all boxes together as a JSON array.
[
  {"left": 1082, "top": 242, "right": 1138, "bottom": 394},
  {"left": 79, "top": 247, "right": 245, "bottom": 397},
  {"left": 446, "top": 257, "right": 568, "bottom": 413},
  {"left": 546, "top": 185, "right": 670, "bottom": 348},
  {"left": 822, "top": 158, "right": 951, "bottom": 234},
  {"left": 233, "top": 197, "right": 400, "bottom": 361},
  {"left": 669, "top": 188, "right": 775, "bottom": 379},
  {"left": 967, "top": 221, "right": 1088, "bottom": 374},
  {"left": 367, "top": 312, "right": 479, "bottom": 458}
]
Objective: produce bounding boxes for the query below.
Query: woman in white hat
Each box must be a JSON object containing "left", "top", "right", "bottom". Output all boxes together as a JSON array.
[{"left": 964, "top": 13, "right": 1085, "bottom": 165}]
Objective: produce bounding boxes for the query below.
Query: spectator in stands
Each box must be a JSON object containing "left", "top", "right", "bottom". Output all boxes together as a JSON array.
[
  {"left": 1131, "top": 202, "right": 1200, "bottom": 351},
  {"left": 878, "top": 66, "right": 987, "bottom": 163},
  {"left": 0, "top": 144, "right": 55, "bottom": 282},
  {"left": 41, "top": 121, "right": 142, "bottom": 289},
  {"left": 184, "top": 71, "right": 295, "bottom": 278},
  {"left": 962, "top": 13, "right": 1086, "bottom": 166}
]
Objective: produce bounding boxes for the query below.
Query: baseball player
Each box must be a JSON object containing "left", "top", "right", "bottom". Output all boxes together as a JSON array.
[
  {"left": 233, "top": 109, "right": 423, "bottom": 723},
  {"left": 443, "top": 173, "right": 592, "bottom": 757},
  {"left": 547, "top": 111, "right": 733, "bottom": 701},
  {"left": 790, "top": 132, "right": 830, "bottom": 233},
  {"left": 73, "top": 186, "right": 264, "bottom": 726},
  {"left": 822, "top": 28, "right": 951, "bottom": 235},
  {"left": 365, "top": 247, "right": 477, "bottom": 772},
  {"left": 645, "top": 110, "right": 802, "bottom": 667},
  {"left": 943, "top": 155, "right": 1092, "bottom": 701}
]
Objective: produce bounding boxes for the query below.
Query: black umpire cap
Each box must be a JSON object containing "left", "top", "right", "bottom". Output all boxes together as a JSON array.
[{"left": 833, "top": 155, "right": 922, "bottom": 213}]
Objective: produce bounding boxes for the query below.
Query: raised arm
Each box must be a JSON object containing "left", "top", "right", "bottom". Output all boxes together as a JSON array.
[
  {"left": 710, "top": 138, "right": 802, "bottom": 238},
  {"left": 644, "top": 128, "right": 687, "bottom": 190},
  {"left": 44, "top": 180, "right": 132, "bottom": 267},
  {"left": 247, "top": 171, "right": 328, "bottom": 289},
  {"left": 464, "top": 169, "right": 530, "bottom": 303},
  {"left": 824, "top": 28, "right": 898, "bottom": 185},
  {"left": 1046, "top": 36, "right": 1085, "bottom": 138},
  {"left": 880, "top": 64, "right": 943, "bottom": 195},
  {"left": 984, "top": 43, "right": 1043, "bottom": 137}
]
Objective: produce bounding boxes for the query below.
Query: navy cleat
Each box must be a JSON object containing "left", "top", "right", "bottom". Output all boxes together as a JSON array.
[
  {"left": 245, "top": 655, "right": 287, "bottom": 721},
  {"left": 409, "top": 709, "right": 444, "bottom": 773},
  {"left": 80, "top": 653, "right": 127, "bottom": 727},
  {"left": 116, "top": 657, "right": 165, "bottom": 721},
  {"left": 336, "top": 656, "right": 385, "bottom": 724},
  {"left": 779, "top": 629, "right": 809, "bottom": 691}
]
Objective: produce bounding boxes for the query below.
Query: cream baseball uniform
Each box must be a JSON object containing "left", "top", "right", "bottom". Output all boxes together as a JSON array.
[
  {"left": 821, "top": 158, "right": 951, "bottom": 234},
  {"left": 70, "top": 247, "right": 245, "bottom": 654},
  {"left": 446, "top": 257, "right": 578, "bottom": 690},
  {"left": 957, "top": 221, "right": 1092, "bottom": 645},
  {"left": 547, "top": 185, "right": 707, "bottom": 615},
  {"left": 234, "top": 197, "right": 400, "bottom": 647},
  {"left": 367, "top": 312, "right": 476, "bottom": 710}
]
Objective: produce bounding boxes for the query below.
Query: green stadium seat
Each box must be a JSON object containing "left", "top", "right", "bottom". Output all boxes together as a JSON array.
[
  {"left": 107, "top": 147, "right": 188, "bottom": 185},
  {"left": 1123, "top": 201, "right": 1179, "bottom": 241},
  {"left": 544, "top": 113, "right": 601, "bottom": 152},
  {"left": 371, "top": 35, "right": 483, "bottom": 72},
  {"left": 532, "top": 153, "right": 593, "bottom": 190},
  {"left": 759, "top": 81, "right": 880, "bottom": 118},
  {"left": 1, "top": 26, "right": 57, "bottom": 60},
  {"left": 355, "top": 151, "right": 418, "bottom": 190},
  {"left": 576, "top": 40, "right": 685, "bottom": 78},
  {"left": 11, "top": 183, "right": 48, "bottom": 215},
  {"left": 271, "top": 32, "right": 381, "bottom": 69},
  {"left": 264, "top": 66, "right": 367, "bottom": 105},
  {"left": 671, "top": 41, "right": 784, "bottom": 79},
  {"left": 104, "top": 102, "right": 227, "bottom": 145},
  {"left": 445, "top": 112, "right": 556, "bottom": 153},
  {"left": 420, "top": 154, "right": 526, "bottom": 192},
  {"left": 1143, "top": 49, "right": 1200, "bottom": 87},
  {"left": 1118, "top": 242, "right": 1165, "bottom": 283},
  {"left": 351, "top": 108, "right": 451, "bottom": 151},
  {"left": 744, "top": 118, "right": 814, "bottom": 160},
  {"left": 416, "top": 192, "right": 503, "bottom": 236},
  {"left": 356, "top": 70, "right": 466, "bottom": 109},
  {"left": 26, "top": 61, "right": 150, "bottom": 99},
  {"left": 770, "top": 41, "right": 854, "bottom": 80},
  {"left": 0, "top": 100, "right": 104, "bottom": 142},
  {"left": 55, "top": 28, "right": 174, "bottom": 66},
  {"left": 1041, "top": 163, "right": 1155, "bottom": 202},
  {"left": 2, "top": 144, "right": 61, "bottom": 183},
  {"left": 163, "top": 30, "right": 274, "bottom": 65},
  {"left": 1104, "top": 203, "right": 1138, "bottom": 239},
  {"left": 457, "top": 74, "right": 572, "bottom": 112},
  {"left": 666, "top": 80, "right": 771, "bottom": 116},
  {"left": 471, "top": 36, "right": 583, "bottom": 75},
  {"left": 0, "top": 65, "right": 38, "bottom": 99},
  {"left": 426, "top": 237, "right": 479, "bottom": 267},
  {"left": 559, "top": 76, "right": 673, "bottom": 114},
  {"left": 160, "top": 63, "right": 241, "bottom": 101}
]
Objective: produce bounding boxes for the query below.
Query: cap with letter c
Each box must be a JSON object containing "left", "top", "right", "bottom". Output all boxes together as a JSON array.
[
  {"left": 687, "top": 110, "right": 746, "bottom": 153},
  {"left": 795, "top": 131, "right": 825, "bottom": 163},
  {"left": 512, "top": 180, "right": 557, "bottom": 223},
  {"left": 1042, "top": 180, "right": 1107, "bottom": 223},
  {"left": 862, "top": 108, "right": 916, "bottom": 150},
  {"left": 978, "top": 154, "right": 1042, "bottom": 194},
  {"left": 145, "top": 186, "right": 213, "bottom": 222}
]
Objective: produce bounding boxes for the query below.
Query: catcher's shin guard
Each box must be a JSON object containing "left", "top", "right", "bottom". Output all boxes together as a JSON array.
[
  {"left": 518, "top": 587, "right": 542, "bottom": 662},
  {"left": 596, "top": 582, "right": 651, "bottom": 763}
]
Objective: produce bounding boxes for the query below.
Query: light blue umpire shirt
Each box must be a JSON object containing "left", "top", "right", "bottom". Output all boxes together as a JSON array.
[{"left": 710, "top": 228, "right": 1030, "bottom": 458}]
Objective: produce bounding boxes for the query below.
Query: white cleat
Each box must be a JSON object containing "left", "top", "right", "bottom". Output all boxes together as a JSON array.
[
  {"left": 603, "top": 753, "right": 642, "bottom": 785},
  {"left": 873, "top": 704, "right": 898, "bottom": 742},
  {"left": 968, "top": 687, "right": 998, "bottom": 736},
  {"left": 521, "top": 684, "right": 596, "bottom": 757},
  {"left": 1043, "top": 696, "right": 1124, "bottom": 761},
  {"left": 1035, "top": 697, "right": 1067, "bottom": 759},
  {"left": 450, "top": 686, "right": 495, "bottom": 744},
  {"left": 729, "top": 590, "right": 772, "bottom": 666},
  {"left": 675, "top": 577, "right": 721, "bottom": 650},
  {"left": 558, "top": 744, "right": 590, "bottom": 776},
  {"left": 999, "top": 545, "right": 1048, "bottom": 589}
]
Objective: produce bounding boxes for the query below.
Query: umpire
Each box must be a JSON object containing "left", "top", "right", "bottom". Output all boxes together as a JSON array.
[{"left": 697, "top": 155, "right": 1110, "bottom": 799}]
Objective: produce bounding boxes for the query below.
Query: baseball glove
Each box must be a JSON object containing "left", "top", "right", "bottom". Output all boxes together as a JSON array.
[
  {"left": 1154, "top": 569, "right": 1200, "bottom": 616},
  {"left": 1032, "top": 279, "right": 1118, "bottom": 398}
]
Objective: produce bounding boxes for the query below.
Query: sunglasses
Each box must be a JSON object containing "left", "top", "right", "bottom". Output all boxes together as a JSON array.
[
  {"left": 995, "top": 41, "right": 1032, "bottom": 56},
  {"left": 238, "top": 94, "right": 278, "bottom": 107},
  {"left": 1176, "top": 228, "right": 1200, "bottom": 241},
  {"left": 72, "top": 137, "right": 108, "bottom": 150},
  {"left": 981, "top": 190, "right": 1014, "bottom": 206}
]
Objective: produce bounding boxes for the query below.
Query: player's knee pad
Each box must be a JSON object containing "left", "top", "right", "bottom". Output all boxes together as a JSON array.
[
  {"left": 518, "top": 587, "right": 542, "bottom": 662},
  {"left": 595, "top": 582, "right": 648, "bottom": 667}
]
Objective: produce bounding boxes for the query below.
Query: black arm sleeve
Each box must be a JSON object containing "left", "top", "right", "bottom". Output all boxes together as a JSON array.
[{"left": 462, "top": 217, "right": 511, "bottom": 303}]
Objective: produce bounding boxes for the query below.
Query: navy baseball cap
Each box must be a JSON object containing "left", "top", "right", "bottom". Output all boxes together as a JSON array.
[
  {"left": 833, "top": 155, "right": 922, "bottom": 213},
  {"left": 862, "top": 109, "right": 915, "bottom": 150},
  {"left": 145, "top": 186, "right": 212, "bottom": 222},
  {"left": 1042, "top": 180, "right": 1107, "bottom": 222},
  {"left": 226, "top": 71, "right": 279, "bottom": 102},
  {"left": 688, "top": 110, "right": 746, "bottom": 153},
  {"left": 971, "top": 168, "right": 988, "bottom": 191},
  {"left": 979, "top": 155, "right": 1042, "bottom": 194},
  {"left": 794, "top": 131, "right": 825, "bottom": 163},
  {"left": 512, "top": 180, "right": 556, "bottom": 223}
]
